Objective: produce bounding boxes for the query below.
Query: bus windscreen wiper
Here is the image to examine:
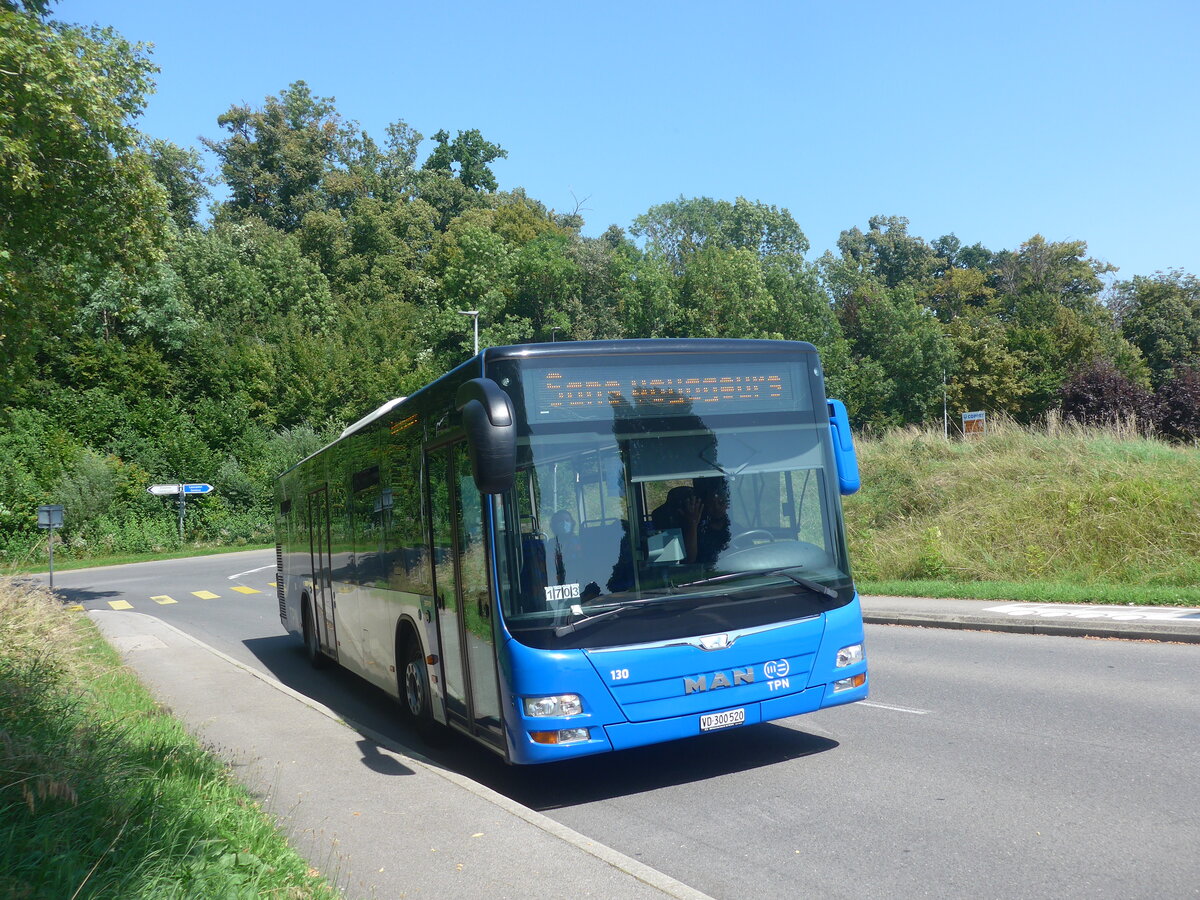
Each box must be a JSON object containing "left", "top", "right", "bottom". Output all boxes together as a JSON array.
[
  {"left": 680, "top": 567, "right": 839, "bottom": 602},
  {"left": 553, "top": 594, "right": 699, "bottom": 637}
]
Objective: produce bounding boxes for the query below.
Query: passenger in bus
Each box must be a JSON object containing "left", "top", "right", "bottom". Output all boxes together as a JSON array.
[
  {"left": 605, "top": 519, "right": 635, "bottom": 594},
  {"left": 550, "top": 509, "right": 582, "bottom": 584}
]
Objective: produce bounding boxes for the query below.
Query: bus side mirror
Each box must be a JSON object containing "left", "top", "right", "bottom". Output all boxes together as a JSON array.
[
  {"left": 827, "top": 398, "right": 860, "bottom": 495},
  {"left": 456, "top": 378, "right": 516, "bottom": 494}
]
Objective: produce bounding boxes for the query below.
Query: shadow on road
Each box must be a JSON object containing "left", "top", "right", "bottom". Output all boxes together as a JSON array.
[
  {"left": 51, "top": 585, "right": 123, "bottom": 606},
  {"left": 242, "top": 633, "right": 840, "bottom": 811}
]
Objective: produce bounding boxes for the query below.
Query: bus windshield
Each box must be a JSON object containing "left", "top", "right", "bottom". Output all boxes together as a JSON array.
[{"left": 493, "top": 378, "right": 854, "bottom": 651}]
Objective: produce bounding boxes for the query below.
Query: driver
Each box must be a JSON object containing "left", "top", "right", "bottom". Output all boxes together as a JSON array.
[
  {"left": 688, "top": 477, "right": 732, "bottom": 565},
  {"left": 651, "top": 479, "right": 733, "bottom": 565}
]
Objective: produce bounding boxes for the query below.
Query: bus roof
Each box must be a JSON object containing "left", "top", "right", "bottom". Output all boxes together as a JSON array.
[{"left": 276, "top": 338, "right": 822, "bottom": 480}]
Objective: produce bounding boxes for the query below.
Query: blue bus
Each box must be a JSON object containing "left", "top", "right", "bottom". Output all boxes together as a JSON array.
[{"left": 275, "top": 339, "right": 867, "bottom": 764}]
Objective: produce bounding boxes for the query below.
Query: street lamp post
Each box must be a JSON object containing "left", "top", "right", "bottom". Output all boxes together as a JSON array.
[{"left": 458, "top": 310, "right": 480, "bottom": 355}]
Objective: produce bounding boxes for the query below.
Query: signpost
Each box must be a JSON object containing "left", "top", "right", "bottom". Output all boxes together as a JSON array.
[
  {"left": 37, "top": 504, "right": 64, "bottom": 589},
  {"left": 962, "top": 410, "right": 987, "bottom": 437},
  {"left": 147, "top": 483, "right": 214, "bottom": 542}
]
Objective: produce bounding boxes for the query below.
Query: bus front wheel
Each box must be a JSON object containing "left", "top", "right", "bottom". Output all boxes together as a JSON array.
[
  {"left": 400, "top": 636, "right": 440, "bottom": 741},
  {"left": 302, "top": 599, "right": 328, "bottom": 670}
]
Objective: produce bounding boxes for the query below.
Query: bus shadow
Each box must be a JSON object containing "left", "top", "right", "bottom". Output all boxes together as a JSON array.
[
  {"left": 487, "top": 725, "right": 840, "bottom": 810},
  {"left": 241, "top": 634, "right": 840, "bottom": 807},
  {"left": 241, "top": 634, "right": 420, "bottom": 743}
]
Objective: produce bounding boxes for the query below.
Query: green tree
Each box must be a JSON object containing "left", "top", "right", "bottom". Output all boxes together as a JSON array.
[
  {"left": 143, "top": 137, "right": 209, "bottom": 231},
  {"left": 415, "top": 129, "right": 509, "bottom": 230},
  {"left": 837, "top": 285, "right": 955, "bottom": 427},
  {"left": 630, "top": 196, "right": 831, "bottom": 345},
  {"left": 1111, "top": 270, "right": 1200, "bottom": 387},
  {"left": 203, "top": 81, "right": 340, "bottom": 232},
  {"left": 833, "top": 215, "right": 937, "bottom": 289},
  {"left": 678, "top": 247, "right": 779, "bottom": 338},
  {"left": 172, "top": 221, "right": 335, "bottom": 330},
  {"left": 421, "top": 128, "right": 508, "bottom": 192},
  {"left": 0, "top": 5, "right": 168, "bottom": 401},
  {"left": 632, "top": 195, "right": 809, "bottom": 268},
  {"left": 944, "top": 315, "right": 1031, "bottom": 415},
  {"left": 991, "top": 236, "right": 1144, "bottom": 416}
]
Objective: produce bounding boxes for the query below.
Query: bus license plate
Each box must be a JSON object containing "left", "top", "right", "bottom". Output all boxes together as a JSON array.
[{"left": 700, "top": 708, "right": 745, "bottom": 732}]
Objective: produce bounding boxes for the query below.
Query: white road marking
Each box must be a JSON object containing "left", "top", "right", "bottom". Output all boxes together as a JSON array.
[
  {"left": 984, "top": 603, "right": 1199, "bottom": 622},
  {"left": 860, "top": 701, "right": 930, "bottom": 715},
  {"left": 228, "top": 564, "right": 275, "bottom": 581}
]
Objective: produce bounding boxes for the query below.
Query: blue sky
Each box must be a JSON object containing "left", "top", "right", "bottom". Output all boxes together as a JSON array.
[{"left": 62, "top": 0, "right": 1200, "bottom": 279}]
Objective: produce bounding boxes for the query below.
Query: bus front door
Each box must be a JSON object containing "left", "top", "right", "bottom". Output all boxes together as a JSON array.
[
  {"left": 427, "top": 441, "right": 503, "bottom": 749},
  {"left": 307, "top": 486, "right": 337, "bottom": 659}
]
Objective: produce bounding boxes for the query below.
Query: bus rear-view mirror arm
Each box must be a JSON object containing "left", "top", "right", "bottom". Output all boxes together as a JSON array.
[{"left": 456, "top": 377, "right": 517, "bottom": 494}]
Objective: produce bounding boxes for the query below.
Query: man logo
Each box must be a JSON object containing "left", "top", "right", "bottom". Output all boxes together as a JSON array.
[{"left": 684, "top": 667, "right": 754, "bottom": 694}]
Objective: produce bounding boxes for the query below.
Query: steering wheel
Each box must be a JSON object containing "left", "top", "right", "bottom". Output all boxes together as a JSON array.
[{"left": 728, "top": 529, "right": 775, "bottom": 551}]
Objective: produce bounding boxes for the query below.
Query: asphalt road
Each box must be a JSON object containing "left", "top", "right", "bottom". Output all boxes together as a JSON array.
[{"left": 38, "top": 551, "right": 1200, "bottom": 899}]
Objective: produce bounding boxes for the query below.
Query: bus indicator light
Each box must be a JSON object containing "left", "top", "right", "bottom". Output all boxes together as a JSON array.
[
  {"left": 833, "top": 673, "right": 867, "bottom": 693},
  {"left": 530, "top": 728, "right": 590, "bottom": 745}
]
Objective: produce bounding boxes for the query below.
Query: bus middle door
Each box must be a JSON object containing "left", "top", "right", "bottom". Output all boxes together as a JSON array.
[
  {"left": 307, "top": 486, "right": 338, "bottom": 660},
  {"left": 427, "top": 440, "right": 503, "bottom": 750}
]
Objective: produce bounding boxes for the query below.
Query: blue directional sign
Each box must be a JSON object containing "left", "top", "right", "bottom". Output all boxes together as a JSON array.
[{"left": 182, "top": 483, "right": 214, "bottom": 495}]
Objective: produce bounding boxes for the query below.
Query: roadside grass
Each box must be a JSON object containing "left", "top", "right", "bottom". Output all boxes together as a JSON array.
[
  {"left": 844, "top": 415, "right": 1200, "bottom": 605},
  {"left": 0, "top": 579, "right": 339, "bottom": 899}
]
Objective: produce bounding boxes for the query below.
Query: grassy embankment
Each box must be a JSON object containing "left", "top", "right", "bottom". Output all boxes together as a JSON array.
[
  {"left": 845, "top": 416, "right": 1200, "bottom": 606},
  {"left": 0, "top": 579, "right": 339, "bottom": 899}
]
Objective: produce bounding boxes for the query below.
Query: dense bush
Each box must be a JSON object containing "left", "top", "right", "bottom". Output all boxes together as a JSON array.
[
  {"left": 1058, "top": 360, "right": 1152, "bottom": 429},
  {"left": 1154, "top": 366, "right": 1200, "bottom": 442}
]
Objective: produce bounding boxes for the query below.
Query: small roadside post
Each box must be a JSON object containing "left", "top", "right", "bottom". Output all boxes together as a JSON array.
[
  {"left": 147, "top": 483, "right": 213, "bottom": 543},
  {"left": 37, "top": 504, "right": 64, "bottom": 589}
]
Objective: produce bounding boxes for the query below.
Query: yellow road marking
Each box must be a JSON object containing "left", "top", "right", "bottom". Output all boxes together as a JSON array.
[
  {"left": 268, "top": 582, "right": 278, "bottom": 587},
  {"left": 108, "top": 600, "right": 133, "bottom": 610},
  {"left": 191, "top": 590, "right": 220, "bottom": 599},
  {"left": 68, "top": 604, "right": 84, "bottom": 612},
  {"left": 231, "top": 586, "right": 261, "bottom": 594},
  {"left": 151, "top": 595, "right": 177, "bottom": 605}
]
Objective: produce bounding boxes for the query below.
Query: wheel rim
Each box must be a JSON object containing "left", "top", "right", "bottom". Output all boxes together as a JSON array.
[{"left": 404, "top": 658, "right": 425, "bottom": 717}]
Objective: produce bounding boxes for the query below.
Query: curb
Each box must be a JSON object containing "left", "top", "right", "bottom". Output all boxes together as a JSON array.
[{"left": 862, "top": 611, "right": 1200, "bottom": 643}]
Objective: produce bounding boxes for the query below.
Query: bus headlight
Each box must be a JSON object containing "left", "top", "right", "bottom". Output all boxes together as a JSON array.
[
  {"left": 523, "top": 694, "right": 583, "bottom": 717},
  {"left": 836, "top": 643, "right": 864, "bottom": 667}
]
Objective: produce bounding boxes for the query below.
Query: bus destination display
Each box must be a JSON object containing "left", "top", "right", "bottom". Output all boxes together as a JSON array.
[{"left": 523, "top": 361, "right": 801, "bottom": 421}]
